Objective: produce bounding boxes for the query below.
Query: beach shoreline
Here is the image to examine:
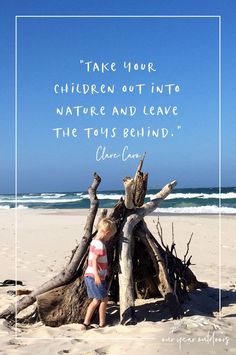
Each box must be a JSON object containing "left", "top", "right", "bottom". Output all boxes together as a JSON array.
[{"left": 1, "top": 186, "right": 235, "bottom": 215}]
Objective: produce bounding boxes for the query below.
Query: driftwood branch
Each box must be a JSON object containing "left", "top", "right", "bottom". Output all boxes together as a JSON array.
[
  {"left": 123, "top": 177, "right": 135, "bottom": 209},
  {"left": 154, "top": 218, "right": 166, "bottom": 249},
  {"left": 118, "top": 214, "right": 137, "bottom": 325},
  {"left": 133, "top": 153, "right": 148, "bottom": 207},
  {"left": 123, "top": 155, "right": 148, "bottom": 209},
  {"left": 138, "top": 180, "right": 177, "bottom": 217},
  {"left": 0, "top": 173, "right": 101, "bottom": 320},
  {"left": 118, "top": 180, "right": 178, "bottom": 324},
  {"left": 135, "top": 152, "right": 146, "bottom": 177},
  {"left": 184, "top": 232, "right": 193, "bottom": 264},
  {"left": 136, "top": 221, "right": 183, "bottom": 319}
]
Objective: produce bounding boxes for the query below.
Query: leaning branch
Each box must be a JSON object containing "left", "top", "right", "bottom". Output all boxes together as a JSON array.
[
  {"left": 0, "top": 173, "right": 101, "bottom": 320},
  {"left": 183, "top": 232, "right": 193, "bottom": 264},
  {"left": 118, "top": 180, "right": 177, "bottom": 324},
  {"left": 138, "top": 180, "right": 177, "bottom": 217}
]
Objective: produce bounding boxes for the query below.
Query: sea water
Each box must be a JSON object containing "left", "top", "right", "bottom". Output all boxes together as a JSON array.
[{"left": 0, "top": 187, "right": 235, "bottom": 214}]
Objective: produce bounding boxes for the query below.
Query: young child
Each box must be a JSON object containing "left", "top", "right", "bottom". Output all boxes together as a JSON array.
[{"left": 82, "top": 217, "right": 117, "bottom": 329}]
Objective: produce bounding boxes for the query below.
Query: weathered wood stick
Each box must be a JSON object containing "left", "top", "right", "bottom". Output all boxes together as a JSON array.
[
  {"left": 123, "top": 177, "right": 135, "bottom": 209},
  {"left": 118, "top": 180, "right": 177, "bottom": 325},
  {"left": 118, "top": 214, "right": 137, "bottom": 325},
  {"left": 136, "top": 221, "right": 183, "bottom": 319},
  {"left": 134, "top": 152, "right": 146, "bottom": 179},
  {"left": 133, "top": 153, "right": 148, "bottom": 207},
  {"left": 138, "top": 181, "right": 177, "bottom": 216},
  {"left": 0, "top": 173, "right": 101, "bottom": 320}
]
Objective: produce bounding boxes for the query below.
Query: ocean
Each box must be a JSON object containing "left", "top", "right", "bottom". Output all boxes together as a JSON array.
[{"left": 0, "top": 187, "right": 235, "bottom": 214}]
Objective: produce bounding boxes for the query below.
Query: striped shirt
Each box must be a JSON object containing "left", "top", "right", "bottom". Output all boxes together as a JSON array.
[{"left": 84, "top": 239, "right": 108, "bottom": 281}]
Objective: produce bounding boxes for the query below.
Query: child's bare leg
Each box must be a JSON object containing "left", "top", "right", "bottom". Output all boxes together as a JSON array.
[
  {"left": 84, "top": 298, "right": 100, "bottom": 325},
  {"left": 99, "top": 297, "right": 108, "bottom": 326}
]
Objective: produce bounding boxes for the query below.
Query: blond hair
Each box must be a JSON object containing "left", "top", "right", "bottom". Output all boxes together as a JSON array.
[{"left": 97, "top": 217, "right": 117, "bottom": 236}]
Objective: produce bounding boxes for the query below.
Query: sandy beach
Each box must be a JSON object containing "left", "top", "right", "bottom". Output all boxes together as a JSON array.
[{"left": 0, "top": 209, "right": 236, "bottom": 354}]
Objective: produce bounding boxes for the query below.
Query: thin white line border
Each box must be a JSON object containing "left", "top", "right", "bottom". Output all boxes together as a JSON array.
[{"left": 15, "top": 14, "right": 222, "bottom": 340}]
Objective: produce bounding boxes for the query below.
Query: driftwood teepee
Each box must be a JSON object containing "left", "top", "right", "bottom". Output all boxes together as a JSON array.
[{"left": 0, "top": 157, "right": 206, "bottom": 326}]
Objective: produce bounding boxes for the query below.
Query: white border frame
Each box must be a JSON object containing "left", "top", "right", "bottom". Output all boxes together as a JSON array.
[{"left": 15, "top": 15, "right": 222, "bottom": 340}]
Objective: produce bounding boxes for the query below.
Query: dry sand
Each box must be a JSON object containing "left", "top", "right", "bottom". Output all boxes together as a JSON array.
[{"left": 0, "top": 209, "right": 235, "bottom": 354}]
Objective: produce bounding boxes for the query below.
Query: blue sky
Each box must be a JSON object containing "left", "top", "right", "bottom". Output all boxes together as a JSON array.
[{"left": 0, "top": 0, "right": 235, "bottom": 193}]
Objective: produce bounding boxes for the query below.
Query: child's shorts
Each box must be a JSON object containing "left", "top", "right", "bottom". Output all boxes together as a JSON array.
[{"left": 84, "top": 276, "right": 108, "bottom": 300}]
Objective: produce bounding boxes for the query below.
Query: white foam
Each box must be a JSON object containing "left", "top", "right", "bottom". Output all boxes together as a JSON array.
[
  {"left": 23, "top": 195, "right": 41, "bottom": 199},
  {"left": 82, "top": 193, "right": 123, "bottom": 200},
  {"left": 154, "top": 206, "right": 236, "bottom": 214},
  {"left": 200, "top": 192, "right": 236, "bottom": 199},
  {"left": 15, "top": 205, "right": 29, "bottom": 209},
  {"left": 41, "top": 193, "right": 66, "bottom": 198},
  {"left": 149, "top": 192, "right": 236, "bottom": 200},
  {"left": 148, "top": 193, "right": 203, "bottom": 200},
  {"left": 0, "top": 198, "right": 82, "bottom": 204},
  {"left": 0, "top": 204, "right": 28, "bottom": 209}
]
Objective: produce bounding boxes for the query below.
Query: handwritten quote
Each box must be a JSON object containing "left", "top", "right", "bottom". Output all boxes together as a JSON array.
[{"left": 52, "top": 60, "right": 182, "bottom": 161}]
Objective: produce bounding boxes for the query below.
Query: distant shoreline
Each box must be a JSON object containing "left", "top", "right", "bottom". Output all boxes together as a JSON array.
[
  {"left": 0, "top": 208, "right": 235, "bottom": 218},
  {"left": 0, "top": 187, "right": 235, "bottom": 214}
]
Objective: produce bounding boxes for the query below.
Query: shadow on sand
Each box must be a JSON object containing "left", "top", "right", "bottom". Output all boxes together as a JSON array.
[{"left": 105, "top": 286, "right": 236, "bottom": 325}]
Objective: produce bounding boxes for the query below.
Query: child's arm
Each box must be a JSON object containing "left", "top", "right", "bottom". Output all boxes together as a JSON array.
[{"left": 92, "top": 254, "right": 101, "bottom": 285}]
